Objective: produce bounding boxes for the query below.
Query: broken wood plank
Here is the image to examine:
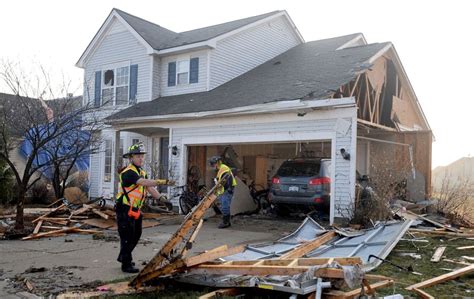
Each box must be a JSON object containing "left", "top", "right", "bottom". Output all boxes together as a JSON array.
[
  {"left": 462, "top": 256, "right": 474, "bottom": 261},
  {"left": 442, "top": 258, "right": 472, "bottom": 266},
  {"left": 457, "top": 245, "right": 474, "bottom": 250},
  {"left": 92, "top": 209, "right": 109, "bottom": 220},
  {"left": 406, "top": 264, "right": 474, "bottom": 290},
  {"left": 430, "top": 246, "right": 446, "bottom": 262},
  {"left": 57, "top": 281, "right": 161, "bottom": 299},
  {"left": 198, "top": 288, "right": 241, "bottom": 299},
  {"left": 184, "top": 244, "right": 246, "bottom": 267},
  {"left": 324, "top": 280, "right": 394, "bottom": 299},
  {"left": 409, "top": 229, "right": 474, "bottom": 238},
  {"left": 47, "top": 198, "right": 63, "bottom": 207},
  {"left": 81, "top": 218, "right": 115, "bottom": 229},
  {"left": 22, "top": 227, "right": 81, "bottom": 240},
  {"left": 71, "top": 205, "right": 92, "bottom": 216},
  {"left": 278, "top": 231, "right": 336, "bottom": 259},
  {"left": 405, "top": 210, "right": 459, "bottom": 232},
  {"left": 32, "top": 204, "right": 66, "bottom": 223},
  {"left": 412, "top": 288, "right": 434, "bottom": 299},
  {"left": 33, "top": 220, "right": 43, "bottom": 235},
  {"left": 181, "top": 219, "right": 204, "bottom": 258}
]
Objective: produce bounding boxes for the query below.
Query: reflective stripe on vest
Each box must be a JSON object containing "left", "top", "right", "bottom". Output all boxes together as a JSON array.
[
  {"left": 216, "top": 164, "right": 237, "bottom": 195},
  {"left": 116, "top": 164, "right": 147, "bottom": 208}
]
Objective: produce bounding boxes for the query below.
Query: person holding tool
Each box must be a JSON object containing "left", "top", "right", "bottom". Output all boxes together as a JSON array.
[{"left": 209, "top": 156, "right": 237, "bottom": 229}]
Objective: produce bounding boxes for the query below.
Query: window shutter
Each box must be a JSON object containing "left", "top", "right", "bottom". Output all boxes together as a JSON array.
[
  {"left": 189, "top": 58, "right": 199, "bottom": 84},
  {"left": 94, "top": 71, "right": 101, "bottom": 107},
  {"left": 168, "top": 62, "right": 176, "bottom": 86},
  {"left": 129, "top": 64, "right": 138, "bottom": 105}
]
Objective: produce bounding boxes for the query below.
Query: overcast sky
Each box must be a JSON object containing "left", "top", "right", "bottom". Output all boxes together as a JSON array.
[{"left": 1, "top": 0, "right": 472, "bottom": 169}]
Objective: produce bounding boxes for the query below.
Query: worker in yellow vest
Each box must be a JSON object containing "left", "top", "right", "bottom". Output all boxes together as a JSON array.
[
  {"left": 209, "top": 156, "right": 237, "bottom": 228},
  {"left": 116, "top": 142, "right": 173, "bottom": 273}
]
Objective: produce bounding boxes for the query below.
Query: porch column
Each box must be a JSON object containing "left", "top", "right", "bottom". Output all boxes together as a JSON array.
[{"left": 113, "top": 129, "right": 121, "bottom": 196}]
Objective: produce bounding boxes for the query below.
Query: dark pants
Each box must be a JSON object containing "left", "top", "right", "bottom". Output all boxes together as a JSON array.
[{"left": 116, "top": 202, "right": 142, "bottom": 266}]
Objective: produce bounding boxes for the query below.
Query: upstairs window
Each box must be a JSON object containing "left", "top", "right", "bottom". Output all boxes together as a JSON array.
[
  {"left": 94, "top": 64, "right": 137, "bottom": 107},
  {"left": 168, "top": 57, "right": 199, "bottom": 87}
]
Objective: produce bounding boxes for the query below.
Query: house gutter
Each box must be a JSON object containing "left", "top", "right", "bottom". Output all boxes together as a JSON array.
[{"left": 106, "top": 97, "right": 356, "bottom": 125}]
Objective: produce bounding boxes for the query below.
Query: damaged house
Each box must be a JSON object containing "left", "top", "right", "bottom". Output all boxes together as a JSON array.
[{"left": 77, "top": 9, "right": 432, "bottom": 224}]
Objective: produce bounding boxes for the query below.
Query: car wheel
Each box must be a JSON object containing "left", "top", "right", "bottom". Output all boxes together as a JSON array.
[{"left": 273, "top": 204, "right": 291, "bottom": 217}]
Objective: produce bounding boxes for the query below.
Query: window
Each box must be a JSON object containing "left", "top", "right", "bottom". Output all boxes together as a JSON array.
[
  {"left": 168, "top": 57, "right": 199, "bottom": 87},
  {"left": 101, "top": 65, "right": 129, "bottom": 106},
  {"left": 177, "top": 60, "right": 189, "bottom": 85},
  {"left": 104, "top": 140, "right": 112, "bottom": 182}
]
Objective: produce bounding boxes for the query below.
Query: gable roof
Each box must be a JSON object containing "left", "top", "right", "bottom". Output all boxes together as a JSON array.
[
  {"left": 115, "top": 9, "right": 285, "bottom": 51},
  {"left": 77, "top": 9, "right": 300, "bottom": 67},
  {"left": 107, "top": 34, "right": 388, "bottom": 121}
]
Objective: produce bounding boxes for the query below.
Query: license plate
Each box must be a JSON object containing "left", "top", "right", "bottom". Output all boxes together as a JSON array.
[{"left": 288, "top": 186, "right": 299, "bottom": 192}]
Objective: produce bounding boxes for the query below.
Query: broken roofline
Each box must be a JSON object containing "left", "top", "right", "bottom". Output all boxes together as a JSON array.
[{"left": 105, "top": 97, "right": 356, "bottom": 126}]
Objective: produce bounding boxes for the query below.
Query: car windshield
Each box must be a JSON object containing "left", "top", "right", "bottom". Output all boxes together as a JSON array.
[{"left": 277, "top": 161, "right": 321, "bottom": 177}]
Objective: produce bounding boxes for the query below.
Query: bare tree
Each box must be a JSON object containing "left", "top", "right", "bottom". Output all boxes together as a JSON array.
[{"left": 0, "top": 60, "right": 104, "bottom": 230}]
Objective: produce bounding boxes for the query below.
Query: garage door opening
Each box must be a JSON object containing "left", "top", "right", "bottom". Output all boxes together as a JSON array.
[{"left": 180, "top": 141, "right": 333, "bottom": 220}]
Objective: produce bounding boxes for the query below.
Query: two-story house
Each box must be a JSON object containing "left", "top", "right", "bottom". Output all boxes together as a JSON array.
[{"left": 77, "top": 9, "right": 432, "bottom": 224}]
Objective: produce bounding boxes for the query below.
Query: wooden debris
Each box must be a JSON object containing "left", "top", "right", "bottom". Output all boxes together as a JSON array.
[
  {"left": 412, "top": 288, "right": 435, "bottom": 299},
  {"left": 323, "top": 279, "right": 394, "bottom": 299},
  {"left": 24, "top": 278, "right": 34, "bottom": 292},
  {"left": 405, "top": 210, "right": 459, "bottom": 232},
  {"left": 91, "top": 209, "right": 109, "bottom": 220},
  {"left": 406, "top": 264, "right": 474, "bottom": 290},
  {"left": 22, "top": 227, "right": 82, "bottom": 240},
  {"left": 409, "top": 229, "right": 474, "bottom": 238},
  {"left": 184, "top": 244, "right": 246, "bottom": 267},
  {"left": 32, "top": 204, "right": 65, "bottom": 223},
  {"left": 462, "top": 256, "right": 474, "bottom": 261},
  {"left": 457, "top": 245, "right": 474, "bottom": 250},
  {"left": 430, "top": 246, "right": 446, "bottom": 262},
  {"left": 278, "top": 231, "right": 336, "bottom": 259},
  {"left": 33, "top": 220, "right": 43, "bottom": 235},
  {"left": 442, "top": 258, "right": 472, "bottom": 266},
  {"left": 198, "top": 288, "right": 241, "bottom": 299},
  {"left": 181, "top": 219, "right": 204, "bottom": 258}
]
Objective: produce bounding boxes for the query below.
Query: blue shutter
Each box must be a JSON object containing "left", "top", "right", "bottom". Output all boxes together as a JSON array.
[
  {"left": 94, "top": 71, "right": 101, "bottom": 107},
  {"left": 168, "top": 62, "right": 176, "bottom": 86},
  {"left": 129, "top": 64, "right": 138, "bottom": 105},
  {"left": 189, "top": 58, "right": 199, "bottom": 84}
]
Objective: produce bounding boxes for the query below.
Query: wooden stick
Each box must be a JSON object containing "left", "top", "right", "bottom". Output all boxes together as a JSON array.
[
  {"left": 47, "top": 198, "right": 63, "bottom": 207},
  {"left": 184, "top": 245, "right": 245, "bottom": 267},
  {"left": 32, "top": 204, "right": 65, "bottom": 223},
  {"left": 324, "top": 280, "right": 394, "bottom": 298},
  {"left": 406, "top": 264, "right": 474, "bottom": 290},
  {"left": 92, "top": 209, "right": 109, "bottom": 220},
  {"left": 412, "top": 288, "right": 435, "bottom": 299},
  {"left": 278, "top": 231, "right": 336, "bottom": 259},
  {"left": 457, "top": 245, "right": 474, "bottom": 250},
  {"left": 409, "top": 229, "right": 474, "bottom": 238},
  {"left": 22, "top": 227, "right": 81, "bottom": 240},
  {"left": 430, "top": 246, "right": 446, "bottom": 262},
  {"left": 33, "top": 220, "right": 43, "bottom": 234},
  {"left": 181, "top": 219, "right": 204, "bottom": 258},
  {"left": 405, "top": 211, "right": 459, "bottom": 232}
]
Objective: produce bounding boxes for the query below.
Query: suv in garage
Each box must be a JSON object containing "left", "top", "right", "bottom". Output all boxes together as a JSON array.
[{"left": 269, "top": 158, "right": 331, "bottom": 214}]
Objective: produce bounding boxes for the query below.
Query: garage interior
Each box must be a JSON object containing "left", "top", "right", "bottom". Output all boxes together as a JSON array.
[{"left": 184, "top": 141, "right": 332, "bottom": 215}]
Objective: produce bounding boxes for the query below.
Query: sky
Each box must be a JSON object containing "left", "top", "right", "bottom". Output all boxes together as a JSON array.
[{"left": 1, "top": 0, "right": 473, "bottom": 169}]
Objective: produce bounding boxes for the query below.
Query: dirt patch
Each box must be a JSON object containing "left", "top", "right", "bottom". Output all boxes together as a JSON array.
[{"left": 6, "top": 265, "right": 101, "bottom": 297}]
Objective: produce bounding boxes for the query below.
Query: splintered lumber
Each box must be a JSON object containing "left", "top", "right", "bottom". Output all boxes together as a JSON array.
[
  {"left": 57, "top": 281, "right": 161, "bottom": 299},
  {"left": 22, "top": 227, "right": 81, "bottom": 240},
  {"left": 32, "top": 204, "right": 66, "bottom": 223},
  {"left": 184, "top": 244, "right": 246, "bottom": 267},
  {"left": 430, "top": 246, "right": 446, "bottom": 262},
  {"left": 92, "top": 209, "right": 109, "bottom": 220},
  {"left": 33, "top": 220, "right": 43, "bottom": 234},
  {"left": 457, "top": 245, "right": 474, "bottom": 250},
  {"left": 188, "top": 257, "right": 392, "bottom": 280},
  {"left": 71, "top": 205, "right": 92, "bottom": 216},
  {"left": 413, "top": 288, "right": 435, "bottom": 299},
  {"left": 81, "top": 218, "right": 115, "bottom": 229},
  {"left": 409, "top": 229, "right": 474, "bottom": 238},
  {"left": 47, "top": 198, "right": 63, "bottom": 207},
  {"left": 324, "top": 280, "right": 394, "bottom": 299},
  {"left": 198, "top": 288, "right": 241, "bottom": 299},
  {"left": 406, "top": 264, "right": 474, "bottom": 290},
  {"left": 278, "top": 231, "right": 336, "bottom": 259},
  {"left": 131, "top": 174, "right": 230, "bottom": 288},
  {"left": 405, "top": 210, "right": 459, "bottom": 232},
  {"left": 181, "top": 219, "right": 204, "bottom": 258}
]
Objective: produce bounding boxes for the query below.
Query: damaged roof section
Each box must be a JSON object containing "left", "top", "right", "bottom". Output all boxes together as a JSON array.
[{"left": 107, "top": 40, "right": 389, "bottom": 121}]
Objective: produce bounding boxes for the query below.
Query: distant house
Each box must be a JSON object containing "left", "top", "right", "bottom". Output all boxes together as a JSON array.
[{"left": 77, "top": 9, "right": 432, "bottom": 223}]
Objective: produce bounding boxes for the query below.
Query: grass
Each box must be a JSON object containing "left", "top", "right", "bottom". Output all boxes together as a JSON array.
[{"left": 371, "top": 235, "right": 474, "bottom": 298}]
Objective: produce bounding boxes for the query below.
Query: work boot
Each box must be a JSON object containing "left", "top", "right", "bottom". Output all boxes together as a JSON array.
[
  {"left": 121, "top": 264, "right": 139, "bottom": 273},
  {"left": 218, "top": 215, "right": 231, "bottom": 229},
  {"left": 117, "top": 256, "right": 135, "bottom": 266}
]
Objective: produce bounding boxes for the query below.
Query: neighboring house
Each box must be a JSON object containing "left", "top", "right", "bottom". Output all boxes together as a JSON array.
[{"left": 77, "top": 9, "right": 432, "bottom": 223}]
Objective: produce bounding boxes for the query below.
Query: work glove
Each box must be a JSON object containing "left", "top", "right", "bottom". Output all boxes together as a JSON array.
[
  {"left": 166, "top": 179, "right": 176, "bottom": 186},
  {"left": 155, "top": 179, "right": 175, "bottom": 185}
]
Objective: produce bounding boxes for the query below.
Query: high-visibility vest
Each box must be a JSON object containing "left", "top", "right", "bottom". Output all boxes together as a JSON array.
[
  {"left": 216, "top": 164, "right": 237, "bottom": 195},
  {"left": 116, "top": 164, "right": 147, "bottom": 208}
]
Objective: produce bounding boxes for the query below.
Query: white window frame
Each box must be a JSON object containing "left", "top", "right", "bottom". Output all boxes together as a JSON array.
[
  {"left": 169, "top": 55, "right": 192, "bottom": 86},
  {"left": 101, "top": 62, "right": 130, "bottom": 106},
  {"left": 103, "top": 139, "right": 113, "bottom": 182}
]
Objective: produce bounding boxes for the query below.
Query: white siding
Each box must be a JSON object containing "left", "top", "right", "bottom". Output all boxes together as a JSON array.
[
  {"left": 83, "top": 17, "right": 151, "bottom": 118},
  {"left": 209, "top": 15, "right": 301, "bottom": 90},
  {"left": 89, "top": 151, "right": 101, "bottom": 198},
  {"left": 152, "top": 56, "right": 161, "bottom": 99},
  {"left": 169, "top": 111, "right": 356, "bottom": 220},
  {"left": 160, "top": 50, "right": 208, "bottom": 96}
]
